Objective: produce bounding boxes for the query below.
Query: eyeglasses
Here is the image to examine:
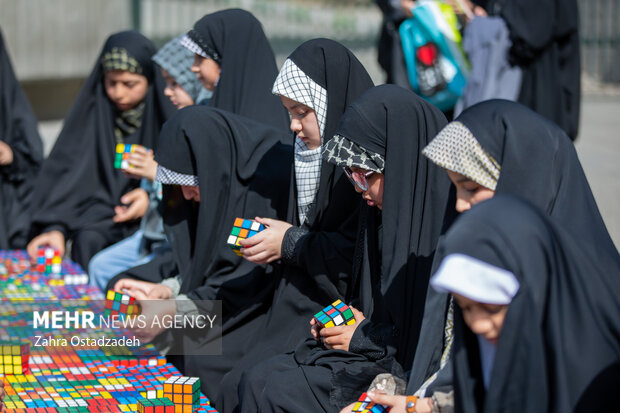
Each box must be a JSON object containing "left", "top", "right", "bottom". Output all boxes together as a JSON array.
[{"left": 343, "top": 167, "right": 374, "bottom": 191}]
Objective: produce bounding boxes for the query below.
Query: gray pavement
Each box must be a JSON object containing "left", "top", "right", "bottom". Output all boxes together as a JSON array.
[{"left": 37, "top": 93, "right": 620, "bottom": 250}]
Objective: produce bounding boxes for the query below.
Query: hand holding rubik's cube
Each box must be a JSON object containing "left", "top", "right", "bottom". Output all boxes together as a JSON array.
[
  {"left": 36, "top": 246, "right": 61, "bottom": 274},
  {"left": 227, "top": 218, "right": 265, "bottom": 256},
  {"left": 350, "top": 392, "right": 390, "bottom": 413},
  {"left": 313, "top": 299, "right": 356, "bottom": 329},
  {"left": 104, "top": 290, "right": 141, "bottom": 320},
  {"left": 115, "top": 143, "right": 150, "bottom": 170},
  {"left": 0, "top": 340, "right": 30, "bottom": 375}
]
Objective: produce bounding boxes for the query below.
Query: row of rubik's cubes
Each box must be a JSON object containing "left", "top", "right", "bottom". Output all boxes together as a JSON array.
[
  {"left": 115, "top": 144, "right": 150, "bottom": 170},
  {"left": 1, "top": 249, "right": 88, "bottom": 287},
  {"left": 0, "top": 250, "right": 217, "bottom": 413}
]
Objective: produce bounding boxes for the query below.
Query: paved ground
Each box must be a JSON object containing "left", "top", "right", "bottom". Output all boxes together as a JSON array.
[{"left": 38, "top": 93, "right": 620, "bottom": 250}]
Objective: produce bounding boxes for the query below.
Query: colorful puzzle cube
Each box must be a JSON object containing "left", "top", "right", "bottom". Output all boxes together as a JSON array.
[
  {"left": 0, "top": 340, "right": 30, "bottom": 374},
  {"left": 36, "top": 246, "right": 61, "bottom": 274},
  {"left": 227, "top": 218, "right": 265, "bottom": 256},
  {"left": 115, "top": 143, "right": 148, "bottom": 170},
  {"left": 163, "top": 376, "right": 200, "bottom": 412},
  {"left": 104, "top": 290, "right": 141, "bottom": 320},
  {"left": 351, "top": 392, "right": 390, "bottom": 412},
  {"left": 313, "top": 299, "right": 356, "bottom": 328},
  {"left": 137, "top": 397, "right": 175, "bottom": 413}
]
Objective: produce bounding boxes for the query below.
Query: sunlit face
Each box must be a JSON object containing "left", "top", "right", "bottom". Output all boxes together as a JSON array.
[
  {"left": 104, "top": 70, "right": 148, "bottom": 111},
  {"left": 350, "top": 166, "right": 384, "bottom": 210},
  {"left": 160, "top": 68, "right": 194, "bottom": 109},
  {"left": 181, "top": 185, "right": 200, "bottom": 202},
  {"left": 280, "top": 95, "right": 322, "bottom": 150},
  {"left": 446, "top": 170, "right": 495, "bottom": 213},
  {"left": 191, "top": 54, "right": 221, "bottom": 91},
  {"left": 453, "top": 293, "right": 508, "bottom": 346}
]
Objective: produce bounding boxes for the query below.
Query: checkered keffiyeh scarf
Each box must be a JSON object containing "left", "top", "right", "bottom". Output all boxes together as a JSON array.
[
  {"left": 155, "top": 165, "right": 199, "bottom": 186},
  {"left": 101, "top": 47, "right": 143, "bottom": 75},
  {"left": 423, "top": 121, "right": 501, "bottom": 190},
  {"left": 181, "top": 32, "right": 221, "bottom": 64},
  {"left": 273, "top": 59, "right": 327, "bottom": 224}
]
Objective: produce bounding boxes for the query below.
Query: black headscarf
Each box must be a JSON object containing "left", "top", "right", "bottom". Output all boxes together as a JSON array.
[
  {"left": 213, "top": 39, "right": 375, "bottom": 412},
  {"left": 0, "top": 29, "right": 43, "bottom": 248},
  {"left": 30, "top": 31, "right": 175, "bottom": 237},
  {"left": 482, "top": 0, "right": 581, "bottom": 139},
  {"left": 187, "top": 9, "right": 289, "bottom": 129},
  {"left": 436, "top": 195, "right": 620, "bottom": 413},
  {"left": 409, "top": 99, "right": 619, "bottom": 396},
  {"left": 331, "top": 85, "right": 454, "bottom": 371},
  {"left": 153, "top": 105, "right": 293, "bottom": 398},
  {"left": 457, "top": 100, "right": 617, "bottom": 266},
  {"left": 261, "top": 38, "right": 374, "bottom": 333}
]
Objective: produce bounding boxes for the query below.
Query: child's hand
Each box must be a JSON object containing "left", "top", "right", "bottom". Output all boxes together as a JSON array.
[
  {"left": 0, "top": 140, "right": 14, "bottom": 166},
  {"left": 113, "top": 188, "right": 149, "bottom": 223},
  {"left": 367, "top": 392, "right": 435, "bottom": 413},
  {"left": 318, "top": 307, "right": 365, "bottom": 351},
  {"left": 309, "top": 317, "right": 321, "bottom": 340},
  {"left": 26, "top": 231, "right": 66, "bottom": 262},
  {"left": 114, "top": 279, "right": 173, "bottom": 300},
  {"left": 125, "top": 147, "right": 157, "bottom": 181},
  {"left": 239, "top": 217, "right": 292, "bottom": 264},
  {"left": 131, "top": 298, "right": 177, "bottom": 343}
]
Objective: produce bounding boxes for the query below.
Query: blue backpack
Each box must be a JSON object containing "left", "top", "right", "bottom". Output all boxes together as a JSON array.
[{"left": 400, "top": 1, "right": 469, "bottom": 111}]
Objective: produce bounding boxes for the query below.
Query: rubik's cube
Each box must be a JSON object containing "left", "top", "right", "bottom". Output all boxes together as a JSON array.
[
  {"left": 36, "top": 246, "right": 61, "bottom": 274},
  {"left": 138, "top": 397, "right": 175, "bottom": 413},
  {"left": 313, "top": 299, "right": 356, "bottom": 328},
  {"left": 104, "top": 290, "right": 141, "bottom": 320},
  {"left": 227, "top": 218, "right": 265, "bottom": 256},
  {"left": 351, "top": 392, "right": 390, "bottom": 412},
  {"left": 0, "top": 340, "right": 30, "bottom": 374},
  {"left": 163, "top": 376, "right": 200, "bottom": 412},
  {"left": 115, "top": 143, "right": 148, "bottom": 170}
]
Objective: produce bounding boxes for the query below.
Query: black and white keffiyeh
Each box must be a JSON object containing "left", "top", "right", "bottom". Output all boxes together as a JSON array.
[
  {"left": 155, "top": 165, "right": 199, "bottom": 186},
  {"left": 273, "top": 58, "right": 327, "bottom": 224},
  {"left": 180, "top": 34, "right": 211, "bottom": 60}
]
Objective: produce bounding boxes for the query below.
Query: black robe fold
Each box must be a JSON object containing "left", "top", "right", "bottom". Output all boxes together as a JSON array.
[
  {"left": 0, "top": 29, "right": 43, "bottom": 249},
  {"left": 407, "top": 99, "right": 619, "bottom": 397},
  {"left": 216, "top": 38, "right": 374, "bottom": 413},
  {"left": 29, "top": 31, "right": 175, "bottom": 268},
  {"left": 483, "top": 0, "right": 581, "bottom": 139},
  {"left": 437, "top": 195, "right": 620, "bottom": 413},
  {"left": 188, "top": 8, "right": 289, "bottom": 129},
  {"left": 238, "top": 85, "right": 454, "bottom": 412}
]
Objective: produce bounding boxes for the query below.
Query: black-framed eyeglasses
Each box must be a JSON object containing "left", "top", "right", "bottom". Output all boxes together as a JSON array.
[{"left": 343, "top": 166, "right": 374, "bottom": 191}]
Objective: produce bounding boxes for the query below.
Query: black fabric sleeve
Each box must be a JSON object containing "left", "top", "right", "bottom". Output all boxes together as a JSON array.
[
  {"left": 349, "top": 318, "right": 398, "bottom": 362},
  {"left": 41, "top": 224, "right": 69, "bottom": 239},
  {"left": 281, "top": 226, "right": 309, "bottom": 264}
]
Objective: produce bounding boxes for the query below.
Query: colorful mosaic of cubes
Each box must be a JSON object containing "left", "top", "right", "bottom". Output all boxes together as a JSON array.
[
  {"left": 0, "top": 339, "right": 30, "bottom": 374},
  {"left": 313, "top": 299, "right": 356, "bottom": 328},
  {"left": 138, "top": 397, "right": 175, "bottom": 413},
  {"left": 37, "top": 247, "right": 61, "bottom": 274},
  {"left": 227, "top": 218, "right": 265, "bottom": 256},
  {"left": 351, "top": 392, "right": 390, "bottom": 412},
  {"left": 163, "top": 376, "right": 200, "bottom": 412},
  {"left": 104, "top": 290, "right": 140, "bottom": 320},
  {"left": 115, "top": 143, "right": 148, "bottom": 170}
]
